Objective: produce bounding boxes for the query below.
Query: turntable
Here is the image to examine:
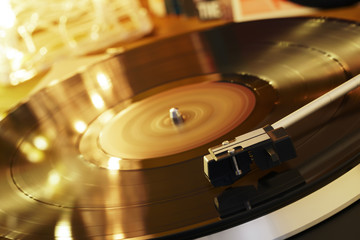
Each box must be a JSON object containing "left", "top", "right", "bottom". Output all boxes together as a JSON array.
[{"left": 1, "top": 13, "right": 360, "bottom": 240}]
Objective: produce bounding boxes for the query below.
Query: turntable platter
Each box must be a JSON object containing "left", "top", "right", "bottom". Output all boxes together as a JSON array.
[{"left": 1, "top": 17, "right": 360, "bottom": 239}]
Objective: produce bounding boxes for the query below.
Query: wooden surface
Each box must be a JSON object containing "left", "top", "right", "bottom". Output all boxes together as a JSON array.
[
  {"left": 0, "top": 4, "right": 360, "bottom": 114},
  {"left": 123, "top": 4, "right": 360, "bottom": 51}
]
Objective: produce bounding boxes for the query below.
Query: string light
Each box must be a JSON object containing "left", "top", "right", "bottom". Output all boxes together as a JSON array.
[{"left": 0, "top": 0, "right": 152, "bottom": 86}]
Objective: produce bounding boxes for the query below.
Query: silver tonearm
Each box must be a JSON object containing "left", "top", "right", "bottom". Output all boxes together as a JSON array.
[{"left": 204, "top": 74, "right": 360, "bottom": 187}]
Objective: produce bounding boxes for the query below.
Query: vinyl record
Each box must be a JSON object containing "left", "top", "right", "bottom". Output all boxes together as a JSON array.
[{"left": 1, "top": 17, "right": 360, "bottom": 239}]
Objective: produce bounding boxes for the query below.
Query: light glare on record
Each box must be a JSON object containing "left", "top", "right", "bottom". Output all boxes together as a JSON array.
[
  {"left": 107, "top": 157, "right": 121, "bottom": 170},
  {"left": 33, "top": 135, "right": 49, "bottom": 150},
  {"left": 96, "top": 72, "right": 112, "bottom": 90},
  {"left": 99, "top": 110, "right": 116, "bottom": 123},
  {"left": 48, "top": 170, "right": 61, "bottom": 186},
  {"left": 91, "top": 92, "right": 105, "bottom": 109},
  {"left": 55, "top": 220, "right": 73, "bottom": 240},
  {"left": 74, "top": 120, "right": 87, "bottom": 133},
  {"left": 20, "top": 142, "right": 44, "bottom": 163},
  {"left": 113, "top": 233, "right": 125, "bottom": 239}
]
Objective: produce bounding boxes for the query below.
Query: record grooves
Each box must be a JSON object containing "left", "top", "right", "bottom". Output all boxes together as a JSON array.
[{"left": 1, "top": 17, "right": 360, "bottom": 239}]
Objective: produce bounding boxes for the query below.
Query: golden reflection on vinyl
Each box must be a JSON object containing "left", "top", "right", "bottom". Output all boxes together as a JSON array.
[
  {"left": 99, "top": 81, "right": 255, "bottom": 161},
  {"left": 3, "top": 17, "right": 360, "bottom": 240}
]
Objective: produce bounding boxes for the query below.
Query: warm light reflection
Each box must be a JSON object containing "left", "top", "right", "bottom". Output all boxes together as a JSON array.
[
  {"left": 49, "top": 79, "right": 60, "bottom": 86},
  {"left": 74, "top": 120, "right": 87, "bottom": 133},
  {"left": 17, "top": 25, "right": 36, "bottom": 53},
  {"left": 48, "top": 170, "right": 61, "bottom": 186},
  {"left": 0, "top": 1, "right": 35, "bottom": 86},
  {"left": 0, "top": 0, "right": 16, "bottom": 29},
  {"left": 44, "top": 169, "right": 64, "bottom": 198},
  {"left": 99, "top": 110, "right": 116, "bottom": 123},
  {"left": 33, "top": 135, "right": 49, "bottom": 150},
  {"left": 39, "top": 46, "right": 48, "bottom": 56},
  {"left": 6, "top": 48, "right": 24, "bottom": 70},
  {"left": 107, "top": 157, "right": 121, "bottom": 170},
  {"left": 20, "top": 142, "right": 44, "bottom": 163},
  {"left": 0, "top": 112, "right": 7, "bottom": 121},
  {"left": 90, "top": 92, "right": 105, "bottom": 109},
  {"left": 55, "top": 219, "right": 73, "bottom": 240},
  {"left": 96, "top": 72, "right": 112, "bottom": 90},
  {"left": 113, "top": 233, "right": 125, "bottom": 239},
  {"left": 10, "top": 69, "right": 36, "bottom": 86}
]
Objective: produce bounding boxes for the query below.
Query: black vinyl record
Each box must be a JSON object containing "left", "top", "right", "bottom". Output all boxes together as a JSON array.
[
  {"left": 289, "top": 0, "right": 359, "bottom": 9},
  {"left": 1, "top": 17, "right": 360, "bottom": 239}
]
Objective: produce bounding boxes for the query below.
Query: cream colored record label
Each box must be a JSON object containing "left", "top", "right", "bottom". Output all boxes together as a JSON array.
[{"left": 99, "top": 81, "right": 256, "bottom": 159}]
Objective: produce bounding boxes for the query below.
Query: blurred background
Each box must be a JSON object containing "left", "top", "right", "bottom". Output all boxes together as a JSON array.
[{"left": 0, "top": 0, "right": 359, "bottom": 115}]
